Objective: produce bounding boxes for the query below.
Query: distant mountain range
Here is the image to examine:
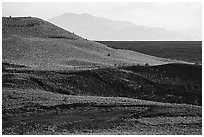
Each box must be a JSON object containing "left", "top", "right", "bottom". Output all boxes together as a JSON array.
[{"left": 49, "top": 13, "right": 201, "bottom": 41}]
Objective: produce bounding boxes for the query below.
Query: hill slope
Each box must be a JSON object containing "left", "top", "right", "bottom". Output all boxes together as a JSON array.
[
  {"left": 2, "top": 17, "right": 179, "bottom": 70},
  {"left": 3, "top": 62, "right": 201, "bottom": 106}
]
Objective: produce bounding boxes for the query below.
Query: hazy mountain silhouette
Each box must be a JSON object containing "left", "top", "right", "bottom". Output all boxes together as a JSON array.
[
  {"left": 174, "top": 27, "right": 202, "bottom": 39},
  {"left": 49, "top": 13, "right": 200, "bottom": 41}
]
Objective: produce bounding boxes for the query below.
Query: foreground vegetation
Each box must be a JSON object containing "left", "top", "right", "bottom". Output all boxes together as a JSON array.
[
  {"left": 2, "top": 62, "right": 202, "bottom": 134},
  {"left": 3, "top": 62, "right": 201, "bottom": 105},
  {"left": 3, "top": 88, "right": 202, "bottom": 135}
]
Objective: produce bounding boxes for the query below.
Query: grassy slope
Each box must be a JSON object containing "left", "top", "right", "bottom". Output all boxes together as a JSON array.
[
  {"left": 97, "top": 41, "right": 202, "bottom": 64},
  {"left": 2, "top": 17, "right": 182, "bottom": 71}
]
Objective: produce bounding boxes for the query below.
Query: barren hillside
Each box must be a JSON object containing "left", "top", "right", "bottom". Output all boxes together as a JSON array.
[{"left": 3, "top": 17, "right": 180, "bottom": 70}]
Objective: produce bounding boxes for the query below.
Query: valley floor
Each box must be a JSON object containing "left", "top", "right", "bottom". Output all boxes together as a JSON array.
[{"left": 97, "top": 41, "right": 202, "bottom": 64}]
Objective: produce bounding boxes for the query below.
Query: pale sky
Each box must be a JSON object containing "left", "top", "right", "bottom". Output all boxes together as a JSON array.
[{"left": 2, "top": 2, "right": 202, "bottom": 30}]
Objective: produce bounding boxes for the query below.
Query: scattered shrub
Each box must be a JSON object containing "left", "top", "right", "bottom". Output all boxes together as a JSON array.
[{"left": 145, "top": 63, "right": 149, "bottom": 66}]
